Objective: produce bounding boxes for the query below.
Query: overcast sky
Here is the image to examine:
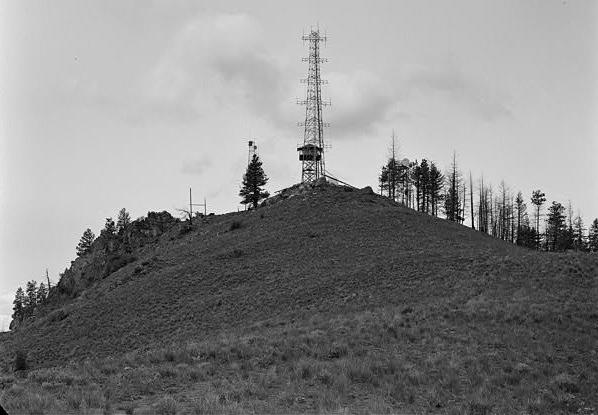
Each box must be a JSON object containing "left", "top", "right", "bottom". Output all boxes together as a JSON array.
[{"left": 1, "top": 0, "right": 597, "bottom": 330}]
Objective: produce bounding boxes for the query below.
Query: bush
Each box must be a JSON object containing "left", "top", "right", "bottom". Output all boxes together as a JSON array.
[
  {"left": 103, "top": 254, "right": 137, "bottom": 277},
  {"left": 230, "top": 221, "right": 243, "bottom": 231},
  {"left": 155, "top": 395, "right": 178, "bottom": 415},
  {"left": 14, "top": 350, "right": 28, "bottom": 372}
]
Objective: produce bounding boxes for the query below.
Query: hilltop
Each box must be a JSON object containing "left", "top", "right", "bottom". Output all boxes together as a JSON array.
[{"left": 1, "top": 181, "right": 597, "bottom": 414}]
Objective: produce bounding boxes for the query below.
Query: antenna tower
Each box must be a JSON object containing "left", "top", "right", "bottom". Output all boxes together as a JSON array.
[
  {"left": 248, "top": 140, "right": 258, "bottom": 165},
  {"left": 297, "top": 27, "right": 329, "bottom": 182}
]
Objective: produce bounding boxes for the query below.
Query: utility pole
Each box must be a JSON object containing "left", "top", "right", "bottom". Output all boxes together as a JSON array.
[
  {"left": 297, "top": 26, "right": 330, "bottom": 182},
  {"left": 188, "top": 188, "right": 207, "bottom": 225},
  {"left": 46, "top": 268, "right": 51, "bottom": 292}
]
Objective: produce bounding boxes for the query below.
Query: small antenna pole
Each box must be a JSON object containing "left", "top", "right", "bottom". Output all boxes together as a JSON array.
[
  {"left": 189, "top": 187, "right": 193, "bottom": 224},
  {"left": 188, "top": 187, "right": 207, "bottom": 220}
]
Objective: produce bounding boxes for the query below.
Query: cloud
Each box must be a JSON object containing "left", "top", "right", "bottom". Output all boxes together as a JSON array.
[
  {"left": 400, "top": 65, "right": 511, "bottom": 121},
  {"left": 143, "top": 12, "right": 289, "bottom": 125},
  {"left": 181, "top": 157, "right": 212, "bottom": 175},
  {"left": 325, "top": 70, "right": 396, "bottom": 138}
]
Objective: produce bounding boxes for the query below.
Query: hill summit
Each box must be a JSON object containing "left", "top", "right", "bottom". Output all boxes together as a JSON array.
[{"left": 2, "top": 181, "right": 597, "bottom": 414}]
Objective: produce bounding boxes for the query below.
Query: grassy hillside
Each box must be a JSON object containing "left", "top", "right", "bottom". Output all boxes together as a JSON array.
[{"left": 1, "top": 183, "right": 597, "bottom": 414}]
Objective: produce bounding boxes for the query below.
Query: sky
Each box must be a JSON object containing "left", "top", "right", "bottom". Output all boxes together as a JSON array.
[{"left": 1, "top": 0, "right": 597, "bottom": 330}]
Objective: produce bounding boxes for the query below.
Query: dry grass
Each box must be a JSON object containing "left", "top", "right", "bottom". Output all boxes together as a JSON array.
[{"left": 2, "top": 300, "right": 596, "bottom": 413}]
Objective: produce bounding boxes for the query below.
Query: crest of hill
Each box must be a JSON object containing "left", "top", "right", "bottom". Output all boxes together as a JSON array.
[{"left": 5, "top": 181, "right": 597, "bottom": 373}]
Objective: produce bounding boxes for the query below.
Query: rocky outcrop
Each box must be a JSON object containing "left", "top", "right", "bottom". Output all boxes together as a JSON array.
[{"left": 11, "top": 212, "right": 180, "bottom": 331}]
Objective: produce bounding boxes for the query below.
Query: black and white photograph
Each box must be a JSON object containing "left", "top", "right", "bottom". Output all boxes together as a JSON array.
[{"left": 0, "top": 1, "right": 597, "bottom": 414}]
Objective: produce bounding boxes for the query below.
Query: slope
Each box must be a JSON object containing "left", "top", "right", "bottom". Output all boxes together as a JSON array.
[{"left": 1, "top": 182, "right": 597, "bottom": 414}]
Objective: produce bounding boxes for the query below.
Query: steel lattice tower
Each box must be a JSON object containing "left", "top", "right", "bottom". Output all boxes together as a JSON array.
[{"left": 297, "top": 28, "right": 329, "bottom": 183}]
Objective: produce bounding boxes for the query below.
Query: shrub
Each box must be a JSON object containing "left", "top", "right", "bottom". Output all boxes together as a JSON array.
[
  {"left": 230, "top": 221, "right": 242, "bottom": 231},
  {"left": 14, "top": 350, "right": 28, "bottom": 372},
  {"left": 103, "top": 254, "right": 137, "bottom": 277},
  {"left": 155, "top": 395, "right": 178, "bottom": 415},
  {"left": 46, "top": 308, "right": 68, "bottom": 323}
]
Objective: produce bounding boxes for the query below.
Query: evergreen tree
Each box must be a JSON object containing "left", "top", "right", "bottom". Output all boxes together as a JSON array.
[
  {"left": 12, "top": 287, "right": 26, "bottom": 322},
  {"left": 103, "top": 217, "right": 116, "bottom": 236},
  {"left": 37, "top": 282, "right": 48, "bottom": 304},
  {"left": 239, "top": 154, "right": 270, "bottom": 209},
  {"left": 515, "top": 191, "right": 526, "bottom": 244},
  {"left": 24, "top": 280, "right": 38, "bottom": 317},
  {"left": 517, "top": 225, "right": 537, "bottom": 249},
  {"left": 572, "top": 215, "right": 586, "bottom": 251},
  {"left": 419, "top": 159, "right": 430, "bottom": 213},
  {"left": 76, "top": 228, "right": 95, "bottom": 256},
  {"left": 545, "top": 201, "right": 567, "bottom": 251},
  {"left": 428, "top": 162, "right": 444, "bottom": 217},
  {"left": 588, "top": 218, "right": 598, "bottom": 252},
  {"left": 530, "top": 190, "right": 546, "bottom": 250},
  {"left": 116, "top": 208, "right": 131, "bottom": 233},
  {"left": 378, "top": 164, "right": 389, "bottom": 196}
]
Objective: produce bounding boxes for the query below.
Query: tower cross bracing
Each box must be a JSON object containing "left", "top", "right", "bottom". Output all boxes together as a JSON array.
[{"left": 297, "top": 28, "right": 329, "bottom": 183}]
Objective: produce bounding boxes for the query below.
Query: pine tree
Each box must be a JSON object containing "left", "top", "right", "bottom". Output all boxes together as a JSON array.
[
  {"left": 239, "top": 154, "right": 270, "bottom": 209},
  {"left": 419, "top": 159, "right": 430, "bottom": 213},
  {"left": 378, "top": 164, "right": 389, "bottom": 196},
  {"left": 530, "top": 190, "right": 546, "bottom": 250},
  {"left": 517, "top": 225, "right": 537, "bottom": 249},
  {"left": 103, "top": 217, "right": 116, "bottom": 236},
  {"left": 545, "top": 201, "right": 567, "bottom": 251},
  {"left": 76, "top": 228, "right": 95, "bottom": 256},
  {"left": 428, "top": 162, "right": 444, "bottom": 217},
  {"left": 588, "top": 218, "right": 598, "bottom": 252},
  {"left": 37, "top": 282, "right": 48, "bottom": 304},
  {"left": 572, "top": 215, "right": 586, "bottom": 251},
  {"left": 24, "top": 280, "right": 38, "bottom": 317},
  {"left": 12, "top": 287, "right": 26, "bottom": 322},
  {"left": 116, "top": 208, "right": 131, "bottom": 233}
]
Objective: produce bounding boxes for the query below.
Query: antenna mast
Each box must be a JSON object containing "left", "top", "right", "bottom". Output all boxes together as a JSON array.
[
  {"left": 297, "top": 26, "right": 329, "bottom": 182},
  {"left": 248, "top": 140, "right": 258, "bottom": 165}
]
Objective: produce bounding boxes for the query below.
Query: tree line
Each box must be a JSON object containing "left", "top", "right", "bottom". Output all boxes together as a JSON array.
[{"left": 378, "top": 147, "right": 598, "bottom": 252}]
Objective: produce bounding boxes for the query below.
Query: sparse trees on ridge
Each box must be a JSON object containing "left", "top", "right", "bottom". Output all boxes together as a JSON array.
[
  {"left": 11, "top": 279, "right": 50, "bottom": 326},
  {"left": 240, "top": 154, "right": 270, "bottom": 209},
  {"left": 378, "top": 158, "right": 444, "bottom": 216},
  {"left": 375, "top": 139, "right": 594, "bottom": 253}
]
